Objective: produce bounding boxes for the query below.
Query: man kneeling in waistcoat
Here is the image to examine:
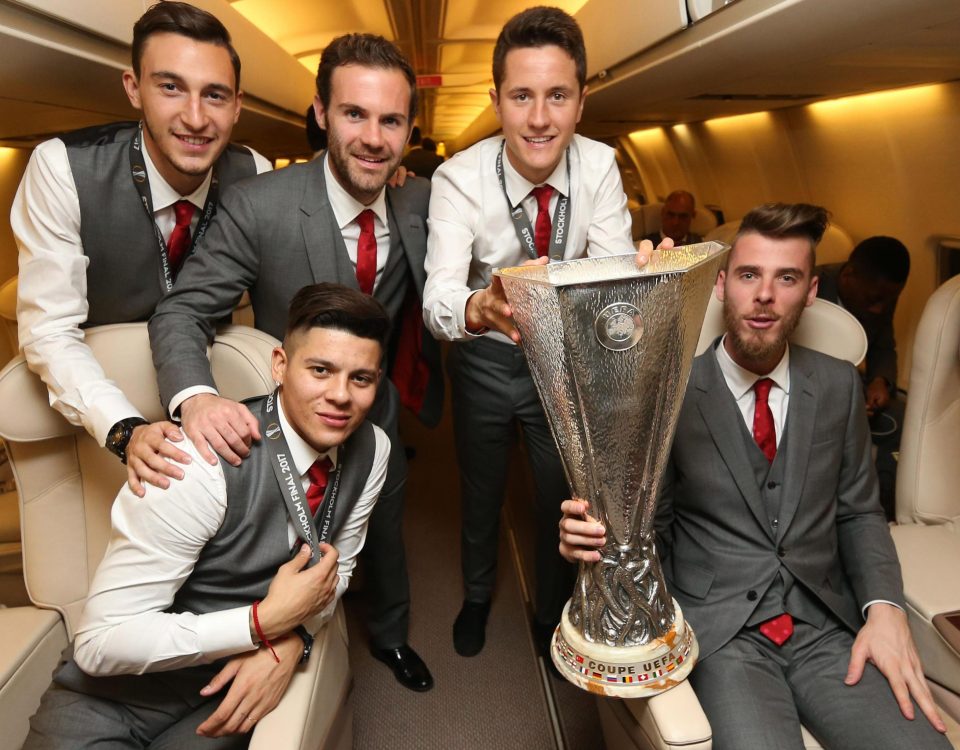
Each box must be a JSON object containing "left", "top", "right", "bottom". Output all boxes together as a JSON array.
[{"left": 24, "top": 283, "right": 390, "bottom": 749}]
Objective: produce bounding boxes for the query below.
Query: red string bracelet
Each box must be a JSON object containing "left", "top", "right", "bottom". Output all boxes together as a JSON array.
[{"left": 252, "top": 600, "right": 280, "bottom": 663}]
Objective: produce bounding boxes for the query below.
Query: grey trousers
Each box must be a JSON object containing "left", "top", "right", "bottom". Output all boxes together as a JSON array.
[
  {"left": 362, "top": 380, "right": 411, "bottom": 649},
  {"left": 448, "top": 337, "right": 575, "bottom": 626},
  {"left": 690, "top": 617, "right": 952, "bottom": 750},
  {"left": 23, "top": 659, "right": 246, "bottom": 750}
]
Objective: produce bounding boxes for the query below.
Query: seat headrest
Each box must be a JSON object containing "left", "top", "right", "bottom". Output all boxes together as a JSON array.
[
  {"left": 0, "top": 323, "right": 278, "bottom": 442},
  {"left": 696, "top": 295, "right": 867, "bottom": 366}
]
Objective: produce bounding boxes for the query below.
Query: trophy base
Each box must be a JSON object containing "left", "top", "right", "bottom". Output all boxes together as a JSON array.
[{"left": 551, "top": 599, "right": 698, "bottom": 697}]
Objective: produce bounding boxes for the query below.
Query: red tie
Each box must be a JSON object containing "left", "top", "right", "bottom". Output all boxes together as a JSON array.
[
  {"left": 760, "top": 612, "right": 795, "bottom": 646},
  {"left": 306, "top": 456, "right": 332, "bottom": 516},
  {"left": 752, "top": 378, "right": 777, "bottom": 463},
  {"left": 355, "top": 209, "right": 377, "bottom": 295},
  {"left": 167, "top": 200, "right": 195, "bottom": 277},
  {"left": 531, "top": 186, "right": 554, "bottom": 258}
]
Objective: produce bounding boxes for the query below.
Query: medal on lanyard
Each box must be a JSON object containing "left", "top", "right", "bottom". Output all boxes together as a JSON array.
[{"left": 262, "top": 390, "right": 343, "bottom": 566}]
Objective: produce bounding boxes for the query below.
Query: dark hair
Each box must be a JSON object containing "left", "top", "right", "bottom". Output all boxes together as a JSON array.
[
  {"left": 492, "top": 6, "right": 587, "bottom": 92},
  {"left": 422, "top": 137, "right": 437, "bottom": 152},
  {"left": 305, "top": 104, "right": 327, "bottom": 152},
  {"left": 409, "top": 126, "right": 422, "bottom": 146},
  {"left": 848, "top": 236, "right": 910, "bottom": 284},
  {"left": 133, "top": 2, "right": 240, "bottom": 90},
  {"left": 285, "top": 283, "right": 389, "bottom": 351},
  {"left": 734, "top": 203, "right": 830, "bottom": 264},
  {"left": 315, "top": 34, "right": 418, "bottom": 123}
]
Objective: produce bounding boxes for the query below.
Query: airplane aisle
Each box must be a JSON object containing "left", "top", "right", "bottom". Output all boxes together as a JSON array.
[{"left": 344, "top": 386, "right": 604, "bottom": 749}]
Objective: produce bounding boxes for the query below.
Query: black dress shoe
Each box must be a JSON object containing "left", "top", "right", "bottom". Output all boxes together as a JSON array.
[
  {"left": 453, "top": 600, "right": 491, "bottom": 656},
  {"left": 371, "top": 645, "right": 434, "bottom": 692}
]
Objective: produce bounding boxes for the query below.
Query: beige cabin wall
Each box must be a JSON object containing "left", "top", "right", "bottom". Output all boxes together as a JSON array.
[
  {"left": 0, "top": 147, "right": 30, "bottom": 284},
  {"left": 623, "top": 81, "right": 960, "bottom": 387}
]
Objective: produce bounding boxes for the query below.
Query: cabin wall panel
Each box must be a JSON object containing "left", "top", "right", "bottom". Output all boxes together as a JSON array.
[
  {"left": 0, "top": 148, "right": 31, "bottom": 284},
  {"left": 625, "top": 82, "right": 960, "bottom": 386}
]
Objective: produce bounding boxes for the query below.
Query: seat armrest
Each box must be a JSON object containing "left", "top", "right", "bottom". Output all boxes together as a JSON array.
[
  {"left": 933, "top": 612, "right": 960, "bottom": 657},
  {"left": 250, "top": 604, "right": 352, "bottom": 750}
]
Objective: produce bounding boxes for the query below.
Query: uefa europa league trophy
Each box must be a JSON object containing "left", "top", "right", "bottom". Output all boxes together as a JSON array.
[{"left": 495, "top": 242, "right": 729, "bottom": 697}]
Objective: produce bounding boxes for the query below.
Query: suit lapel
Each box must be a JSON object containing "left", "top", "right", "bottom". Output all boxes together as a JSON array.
[
  {"left": 385, "top": 186, "right": 427, "bottom": 295},
  {"left": 776, "top": 348, "right": 817, "bottom": 538},
  {"left": 694, "top": 350, "right": 775, "bottom": 541},
  {"left": 299, "top": 160, "right": 357, "bottom": 288}
]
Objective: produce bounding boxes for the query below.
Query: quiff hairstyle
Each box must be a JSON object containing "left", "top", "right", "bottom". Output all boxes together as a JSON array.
[
  {"left": 492, "top": 6, "right": 587, "bottom": 92},
  {"left": 133, "top": 2, "right": 241, "bottom": 90},
  {"left": 733, "top": 202, "right": 830, "bottom": 269},
  {"left": 316, "top": 34, "right": 418, "bottom": 123},
  {"left": 285, "top": 283, "right": 389, "bottom": 352}
]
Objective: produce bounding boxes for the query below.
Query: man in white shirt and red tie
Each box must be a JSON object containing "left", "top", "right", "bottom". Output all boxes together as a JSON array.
[
  {"left": 23, "top": 283, "right": 390, "bottom": 748},
  {"left": 11, "top": 2, "right": 271, "bottom": 495},
  {"left": 559, "top": 203, "right": 950, "bottom": 750},
  {"left": 422, "top": 6, "right": 659, "bottom": 661},
  {"left": 148, "top": 33, "right": 442, "bottom": 692}
]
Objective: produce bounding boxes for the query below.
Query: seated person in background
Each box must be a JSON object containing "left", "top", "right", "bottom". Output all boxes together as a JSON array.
[
  {"left": 24, "top": 284, "right": 390, "bottom": 749},
  {"left": 560, "top": 204, "right": 948, "bottom": 750},
  {"left": 642, "top": 189, "right": 702, "bottom": 247},
  {"left": 11, "top": 1, "right": 271, "bottom": 496},
  {"left": 401, "top": 127, "right": 444, "bottom": 180},
  {"left": 816, "top": 235, "right": 910, "bottom": 520}
]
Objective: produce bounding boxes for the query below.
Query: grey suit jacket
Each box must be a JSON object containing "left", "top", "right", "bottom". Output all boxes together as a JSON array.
[
  {"left": 655, "top": 342, "right": 904, "bottom": 659},
  {"left": 149, "top": 158, "right": 443, "bottom": 426}
]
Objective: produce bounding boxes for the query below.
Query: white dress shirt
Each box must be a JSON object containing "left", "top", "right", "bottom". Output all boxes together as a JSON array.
[
  {"left": 72, "top": 398, "right": 388, "bottom": 677},
  {"left": 423, "top": 133, "right": 633, "bottom": 343},
  {"left": 12, "top": 133, "right": 272, "bottom": 445},
  {"left": 166, "top": 154, "right": 389, "bottom": 417},
  {"left": 713, "top": 336, "right": 896, "bottom": 616}
]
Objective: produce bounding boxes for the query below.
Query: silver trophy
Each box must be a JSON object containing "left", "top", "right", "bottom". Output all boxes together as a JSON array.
[{"left": 495, "top": 242, "right": 729, "bottom": 697}]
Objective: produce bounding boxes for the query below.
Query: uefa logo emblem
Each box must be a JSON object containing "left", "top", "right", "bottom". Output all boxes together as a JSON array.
[
  {"left": 132, "top": 165, "right": 147, "bottom": 183},
  {"left": 265, "top": 422, "right": 281, "bottom": 440},
  {"left": 595, "top": 302, "right": 643, "bottom": 351}
]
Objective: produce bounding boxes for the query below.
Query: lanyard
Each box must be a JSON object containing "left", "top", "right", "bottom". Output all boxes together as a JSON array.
[
  {"left": 495, "top": 140, "right": 571, "bottom": 261},
  {"left": 262, "top": 390, "right": 343, "bottom": 566},
  {"left": 128, "top": 124, "right": 219, "bottom": 292}
]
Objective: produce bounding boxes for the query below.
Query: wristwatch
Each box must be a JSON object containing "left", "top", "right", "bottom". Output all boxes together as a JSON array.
[
  {"left": 293, "top": 625, "right": 314, "bottom": 665},
  {"left": 105, "top": 417, "right": 149, "bottom": 464}
]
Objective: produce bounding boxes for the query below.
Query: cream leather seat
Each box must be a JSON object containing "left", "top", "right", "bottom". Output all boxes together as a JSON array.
[
  {"left": 0, "top": 275, "right": 24, "bottom": 605},
  {"left": 600, "top": 294, "right": 960, "bottom": 749},
  {"left": 0, "top": 323, "right": 352, "bottom": 750},
  {"left": 705, "top": 220, "right": 855, "bottom": 265},
  {"left": 890, "top": 274, "right": 960, "bottom": 727}
]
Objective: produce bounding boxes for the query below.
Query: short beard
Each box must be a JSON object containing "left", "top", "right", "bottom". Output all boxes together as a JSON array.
[{"left": 723, "top": 300, "right": 805, "bottom": 368}]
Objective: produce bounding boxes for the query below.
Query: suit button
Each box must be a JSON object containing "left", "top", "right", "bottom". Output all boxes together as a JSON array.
[
  {"left": 767, "top": 481, "right": 778, "bottom": 489},
  {"left": 747, "top": 590, "right": 758, "bottom": 601},
  {"left": 777, "top": 547, "right": 786, "bottom": 557}
]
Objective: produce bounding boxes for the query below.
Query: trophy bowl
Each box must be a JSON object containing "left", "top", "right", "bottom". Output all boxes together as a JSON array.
[{"left": 495, "top": 242, "right": 729, "bottom": 697}]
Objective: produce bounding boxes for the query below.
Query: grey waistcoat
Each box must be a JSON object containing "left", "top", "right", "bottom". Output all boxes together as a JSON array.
[
  {"left": 170, "top": 395, "right": 378, "bottom": 616},
  {"left": 62, "top": 121, "right": 257, "bottom": 327}
]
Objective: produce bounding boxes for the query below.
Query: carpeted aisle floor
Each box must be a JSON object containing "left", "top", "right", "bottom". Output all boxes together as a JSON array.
[{"left": 344, "top": 407, "right": 561, "bottom": 749}]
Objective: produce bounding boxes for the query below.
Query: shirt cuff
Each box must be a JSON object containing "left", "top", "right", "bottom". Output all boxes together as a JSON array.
[
  {"left": 862, "top": 599, "right": 903, "bottom": 619},
  {"left": 169, "top": 386, "right": 219, "bottom": 420},
  {"left": 91, "top": 397, "right": 145, "bottom": 447},
  {"left": 196, "top": 606, "right": 256, "bottom": 660},
  {"left": 462, "top": 289, "right": 489, "bottom": 337}
]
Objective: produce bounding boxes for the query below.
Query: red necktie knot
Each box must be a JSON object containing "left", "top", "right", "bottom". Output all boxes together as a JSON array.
[
  {"left": 355, "top": 209, "right": 377, "bottom": 295},
  {"left": 759, "top": 612, "right": 794, "bottom": 646},
  {"left": 306, "top": 456, "right": 333, "bottom": 515},
  {"left": 166, "top": 200, "right": 196, "bottom": 277},
  {"left": 752, "top": 377, "right": 777, "bottom": 463},
  {"left": 530, "top": 186, "right": 554, "bottom": 258}
]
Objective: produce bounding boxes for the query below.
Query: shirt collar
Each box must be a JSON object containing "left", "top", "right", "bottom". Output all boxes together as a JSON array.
[
  {"left": 715, "top": 334, "right": 791, "bottom": 401},
  {"left": 277, "top": 392, "right": 337, "bottom": 477},
  {"left": 141, "top": 131, "right": 211, "bottom": 213},
  {"left": 323, "top": 153, "right": 388, "bottom": 230},
  {"left": 502, "top": 140, "right": 570, "bottom": 208}
]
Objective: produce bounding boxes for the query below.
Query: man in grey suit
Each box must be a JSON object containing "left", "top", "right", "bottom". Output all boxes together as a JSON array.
[
  {"left": 560, "top": 204, "right": 948, "bottom": 749},
  {"left": 149, "top": 34, "right": 441, "bottom": 692}
]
